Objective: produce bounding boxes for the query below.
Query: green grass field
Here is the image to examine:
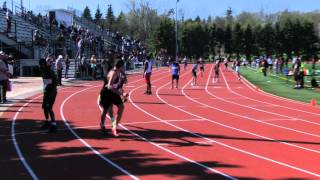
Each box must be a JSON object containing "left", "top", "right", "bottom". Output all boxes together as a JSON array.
[{"left": 240, "top": 67, "right": 320, "bottom": 104}]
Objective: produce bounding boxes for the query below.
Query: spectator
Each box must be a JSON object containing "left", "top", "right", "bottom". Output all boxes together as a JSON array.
[
  {"left": 293, "top": 58, "right": 301, "bottom": 89},
  {"left": 90, "top": 55, "right": 97, "bottom": 80},
  {"left": 64, "top": 55, "right": 70, "bottom": 79},
  {"left": 262, "top": 58, "right": 268, "bottom": 77},
  {"left": 55, "top": 55, "right": 64, "bottom": 86},
  {"left": 0, "top": 51, "right": 10, "bottom": 103},
  {"left": 6, "top": 9, "right": 12, "bottom": 33}
]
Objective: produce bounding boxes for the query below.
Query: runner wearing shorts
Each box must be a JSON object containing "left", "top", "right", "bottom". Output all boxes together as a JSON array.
[
  {"left": 192, "top": 61, "right": 199, "bottom": 86},
  {"left": 143, "top": 55, "right": 153, "bottom": 95},
  {"left": 100, "top": 60, "right": 126, "bottom": 137},
  {"left": 170, "top": 60, "right": 180, "bottom": 89},
  {"left": 213, "top": 60, "right": 220, "bottom": 83}
]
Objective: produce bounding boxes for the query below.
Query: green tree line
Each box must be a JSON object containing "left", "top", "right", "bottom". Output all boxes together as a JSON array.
[{"left": 82, "top": 2, "right": 320, "bottom": 60}]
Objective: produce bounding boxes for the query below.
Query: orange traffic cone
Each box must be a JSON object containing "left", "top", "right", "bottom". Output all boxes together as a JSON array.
[{"left": 311, "top": 98, "right": 317, "bottom": 106}]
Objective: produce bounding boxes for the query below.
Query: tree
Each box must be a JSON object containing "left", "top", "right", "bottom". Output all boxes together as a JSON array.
[
  {"left": 154, "top": 17, "right": 175, "bottom": 56},
  {"left": 209, "top": 23, "right": 217, "bottom": 55},
  {"left": 243, "top": 24, "right": 255, "bottom": 60},
  {"left": 233, "top": 23, "right": 244, "bottom": 57},
  {"left": 226, "top": 7, "right": 233, "bottom": 25},
  {"left": 82, "top": 6, "right": 92, "bottom": 20},
  {"left": 94, "top": 5, "right": 103, "bottom": 26},
  {"left": 260, "top": 23, "right": 276, "bottom": 56},
  {"left": 115, "top": 11, "right": 128, "bottom": 34},
  {"left": 106, "top": 4, "right": 115, "bottom": 31},
  {"left": 224, "top": 24, "right": 233, "bottom": 55}
]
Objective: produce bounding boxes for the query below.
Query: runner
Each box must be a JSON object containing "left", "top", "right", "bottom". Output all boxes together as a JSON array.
[
  {"left": 235, "top": 58, "right": 241, "bottom": 80},
  {"left": 199, "top": 57, "right": 205, "bottom": 77},
  {"left": 183, "top": 56, "right": 188, "bottom": 70},
  {"left": 143, "top": 54, "right": 153, "bottom": 95},
  {"left": 224, "top": 57, "right": 228, "bottom": 70},
  {"left": 39, "top": 58, "right": 58, "bottom": 133},
  {"left": 99, "top": 60, "right": 126, "bottom": 137},
  {"left": 170, "top": 60, "right": 180, "bottom": 89},
  {"left": 213, "top": 59, "right": 220, "bottom": 83},
  {"left": 192, "top": 61, "right": 199, "bottom": 86}
]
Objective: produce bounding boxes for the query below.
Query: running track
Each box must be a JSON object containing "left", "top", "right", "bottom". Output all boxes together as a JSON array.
[{"left": 1, "top": 65, "right": 320, "bottom": 179}]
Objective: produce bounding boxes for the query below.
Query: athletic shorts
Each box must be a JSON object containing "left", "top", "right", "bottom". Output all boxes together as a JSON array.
[
  {"left": 42, "top": 90, "right": 57, "bottom": 109},
  {"left": 145, "top": 72, "right": 151, "bottom": 83},
  {"left": 200, "top": 66, "right": 204, "bottom": 71},
  {"left": 99, "top": 88, "right": 123, "bottom": 109},
  {"left": 192, "top": 70, "right": 197, "bottom": 77},
  {"left": 235, "top": 66, "right": 240, "bottom": 72},
  {"left": 172, "top": 75, "right": 179, "bottom": 80}
]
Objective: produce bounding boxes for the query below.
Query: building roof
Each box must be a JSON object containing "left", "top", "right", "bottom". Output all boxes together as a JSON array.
[{"left": 48, "top": 9, "right": 74, "bottom": 15}]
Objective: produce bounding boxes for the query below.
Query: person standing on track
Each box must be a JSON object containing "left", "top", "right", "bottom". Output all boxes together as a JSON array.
[
  {"left": 39, "top": 58, "right": 58, "bottom": 133},
  {"left": 99, "top": 60, "right": 126, "bottom": 137},
  {"left": 213, "top": 59, "right": 221, "bottom": 83},
  {"left": 55, "top": 55, "right": 63, "bottom": 86},
  {"left": 224, "top": 57, "right": 228, "bottom": 70},
  {"left": 199, "top": 57, "right": 205, "bottom": 77},
  {"left": 143, "top": 54, "right": 153, "bottom": 95},
  {"left": 170, "top": 60, "right": 180, "bottom": 89},
  {"left": 192, "top": 61, "right": 199, "bottom": 86},
  {"left": 235, "top": 58, "right": 241, "bottom": 80},
  {"left": 183, "top": 56, "right": 188, "bottom": 70}
]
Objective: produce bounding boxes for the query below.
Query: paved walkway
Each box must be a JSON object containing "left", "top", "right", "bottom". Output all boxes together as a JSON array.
[
  {"left": 0, "top": 68, "right": 145, "bottom": 117},
  {"left": 0, "top": 77, "right": 74, "bottom": 116}
]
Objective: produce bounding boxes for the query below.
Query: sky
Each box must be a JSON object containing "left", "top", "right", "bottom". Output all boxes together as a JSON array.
[{"left": 5, "top": 0, "right": 320, "bottom": 19}]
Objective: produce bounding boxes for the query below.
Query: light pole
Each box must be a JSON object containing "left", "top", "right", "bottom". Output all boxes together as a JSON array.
[{"left": 175, "top": 0, "right": 179, "bottom": 60}]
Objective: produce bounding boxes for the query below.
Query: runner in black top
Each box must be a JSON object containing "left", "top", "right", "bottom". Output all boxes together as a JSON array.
[
  {"left": 99, "top": 60, "right": 126, "bottom": 137},
  {"left": 39, "top": 58, "right": 58, "bottom": 133},
  {"left": 213, "top": 59, "right": 220, "bottom": 83}
]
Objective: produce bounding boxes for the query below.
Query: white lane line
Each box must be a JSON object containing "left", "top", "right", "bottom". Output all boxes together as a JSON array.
[
  {"left": 154, "top": 64, "right": 320, "bottom": 177},
  {"left": 10, "top": 84, "right": 87, "bottom": 180},
  {"left": 118, "top": 71, "right": 237, "bottom": 179},
  {"left": 60, "top": 85, "right": 139, "bottom": 180},
  {"left": 220, "top": 69, "right": 320, "bottom": 127},
  {"left": 12, "top": 95, "right": 41, "bottom": 180}
]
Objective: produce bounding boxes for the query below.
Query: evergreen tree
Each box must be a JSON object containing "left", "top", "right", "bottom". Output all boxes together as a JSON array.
[
  {"left": 154, "top": 17, "right": 175, "bottom": 57},
  {"left": 233, "top": 23, "right": 244, "bottom": 57},
  {"left": 224, "top": 24, "right": 233, "bottom": 55},
  {"left": 115, "top": 11, "right": 127, "bottom": 34},
  {"left": 106, "top": 4, "right": 115, "bottom": 31},
  {"left": 94, "top": 5, "right": 103, "bottom": 25},
  {"left": 82, "top": 6, "right": 92, "bottom": 21},
  {"left": 243, "top": 24, "right": 255, "bottom": 60}
]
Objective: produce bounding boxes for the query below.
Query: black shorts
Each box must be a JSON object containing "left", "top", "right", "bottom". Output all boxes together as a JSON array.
[
  {"left": 99, "top": 87, "right": 123, "bottom": 109},
  {"left": 192, "top": 70, "right": 197, "bottom": 77},
  {"left": 42, "top": 90, "right": 57, "bottom": 109},
  {"left": 200, "top": 67, "right": 204, "bottom": 71},
  {"left": 172, "top": 75, "right": 179, "bottom": 80}
]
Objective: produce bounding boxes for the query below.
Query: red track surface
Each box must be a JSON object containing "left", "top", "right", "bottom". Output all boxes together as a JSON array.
[{"left": 1, "top": 65, "right": 320, "bottom": 179}]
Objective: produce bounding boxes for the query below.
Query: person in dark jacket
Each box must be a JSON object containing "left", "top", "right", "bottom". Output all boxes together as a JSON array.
[{"left": 39, "top": 58, "right": 58, "bottom": 132}]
